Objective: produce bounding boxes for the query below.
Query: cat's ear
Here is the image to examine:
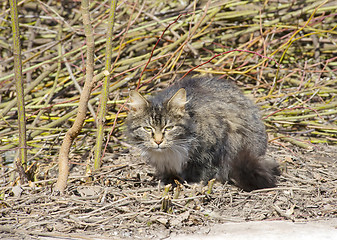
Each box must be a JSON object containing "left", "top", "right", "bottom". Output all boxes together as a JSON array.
[
  {"left": 128, "top": 90, "right": 149, "bottom": 111},
  {"left": 167, "top": 88, "right": 187, "bottom": 115}
]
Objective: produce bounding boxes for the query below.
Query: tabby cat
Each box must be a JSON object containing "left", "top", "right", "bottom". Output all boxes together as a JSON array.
[{"left": 126, "top": 76, "right": 279, "bottom": 191}]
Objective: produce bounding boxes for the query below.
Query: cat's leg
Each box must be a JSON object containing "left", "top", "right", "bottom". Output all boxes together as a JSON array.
[{"left": 157, "top": 171, "right": 184, "bottom": 185}]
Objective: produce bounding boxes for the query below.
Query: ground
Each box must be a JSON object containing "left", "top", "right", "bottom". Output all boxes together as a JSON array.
[{"left": 1, "top": 143, "right": 336, "bottom": 239}]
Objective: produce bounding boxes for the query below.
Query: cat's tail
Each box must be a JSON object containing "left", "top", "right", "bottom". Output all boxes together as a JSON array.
[{"left": 229, "top": 150, "right": 280, "bottom": 191}]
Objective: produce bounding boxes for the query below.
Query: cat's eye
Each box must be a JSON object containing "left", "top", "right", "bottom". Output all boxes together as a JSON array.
[
  {"left": 143, "top": 126, "right": 153, "bottom": 132},
  {"left": 164, "top": 126, "right": 174, "bottom": 131}
]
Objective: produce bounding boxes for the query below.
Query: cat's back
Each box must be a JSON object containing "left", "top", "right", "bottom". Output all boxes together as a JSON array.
[
  {"left": 185, "top": 77, "right": 252, "bottom": 109},
  {"left": 155, "top": 76, "right": 258, "bottom": 115}
]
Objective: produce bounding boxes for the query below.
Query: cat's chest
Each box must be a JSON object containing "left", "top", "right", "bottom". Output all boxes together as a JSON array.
[{"left": 142, "top": 146, "right": 189, "bottom": 174}]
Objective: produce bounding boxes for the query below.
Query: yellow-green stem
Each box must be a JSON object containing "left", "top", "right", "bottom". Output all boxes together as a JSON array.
[
  {"left": 9, "top": 0, "right": 27, "bottom": 183},
  {"left": 94, "top": 0, "right": 118, "bottom": 170}
]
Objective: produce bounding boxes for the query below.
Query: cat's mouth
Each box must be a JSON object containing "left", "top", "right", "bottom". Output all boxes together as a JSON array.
[{"left": 148, "top": 141, "right": 167, "bottom": 151}]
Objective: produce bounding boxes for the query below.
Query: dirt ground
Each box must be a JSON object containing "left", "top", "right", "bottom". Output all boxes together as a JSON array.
[{"left": 0, "top": 142, "right": 336, "bottom": 239}]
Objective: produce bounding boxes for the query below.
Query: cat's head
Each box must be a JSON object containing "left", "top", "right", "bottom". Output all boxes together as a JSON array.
[{"left": 126, "top": 88, "right": 191, "bottom": 152}]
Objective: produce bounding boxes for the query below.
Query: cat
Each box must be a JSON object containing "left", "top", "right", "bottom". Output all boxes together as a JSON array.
[{"left": 126, "top": 76, "right": 279, "bottom": 191}]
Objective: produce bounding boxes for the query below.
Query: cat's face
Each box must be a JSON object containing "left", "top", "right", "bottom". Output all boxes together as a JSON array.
[{"left": 126, "top": 89, "right": 190, "bottom": 152}]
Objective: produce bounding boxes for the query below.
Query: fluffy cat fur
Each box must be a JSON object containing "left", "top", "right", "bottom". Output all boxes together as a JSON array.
[{"left": 126, "top": 76, "right": 279, "bottom": 191}]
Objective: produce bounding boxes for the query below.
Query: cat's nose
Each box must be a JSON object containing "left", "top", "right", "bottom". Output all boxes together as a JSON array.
[{"left": 154, "top": 139, "right": 163, "bottom": 145}]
